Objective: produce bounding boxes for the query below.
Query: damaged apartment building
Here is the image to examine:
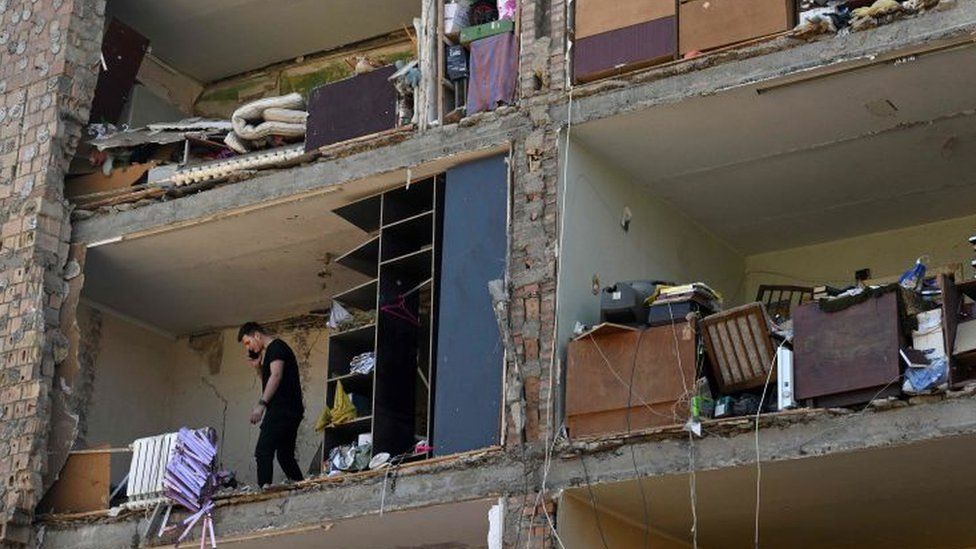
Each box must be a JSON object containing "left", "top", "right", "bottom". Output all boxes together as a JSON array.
[{"left": 0, "top": 0, "right": 976, "bottom": 547}]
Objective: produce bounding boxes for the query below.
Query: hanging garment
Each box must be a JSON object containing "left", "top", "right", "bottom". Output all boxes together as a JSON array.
[{"left": 467, "top": 32, "right": 518, "bottom": 115}]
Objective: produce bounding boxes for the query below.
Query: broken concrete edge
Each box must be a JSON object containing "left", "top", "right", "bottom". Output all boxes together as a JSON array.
[
  {"left": 37, "top": 445, "right": 516, "bottom": 525},
  {"left": 70, "top": 109, "right": 528, "bottom": 245},
  {"left": 554, "top": 0, "right": 976, "bottom": 126},
  {"left": 544, "top": 390, "right": 976, "bottom": 491},
  {"left": 37, "top": 389, "right": 976, "bottom": 537},
  {"left": 37, "top": 447, "right": 535, "bottom": 547}
]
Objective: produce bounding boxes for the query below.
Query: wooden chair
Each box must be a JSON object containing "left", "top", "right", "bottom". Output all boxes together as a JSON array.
[
  {"left": 700, "top": 303, "right": 777, "bottom": 394},
  {"left": 756, "top": 284, "right": 813, "bottom": 321}
]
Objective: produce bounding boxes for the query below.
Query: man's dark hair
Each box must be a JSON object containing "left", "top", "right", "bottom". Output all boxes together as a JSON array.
[{"left": 237, "top": 321, "right": 265, "bottom": 342}]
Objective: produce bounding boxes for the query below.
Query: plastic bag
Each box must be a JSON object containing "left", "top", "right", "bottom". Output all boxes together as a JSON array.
[
  {"left": 898, "top": 256, "right": 928, "bottom": 292},
  {"left": 315, "top": 381, "right": 357, "bottom": 431},
  {"left": 328, "top": 301, "right": 351, "bottom": 329},
  {"left": 903, "top": 356, "right": 947, "bottom": 394},
  {"left": 498, "top": 0, "right": 516, "bottom": 19}
]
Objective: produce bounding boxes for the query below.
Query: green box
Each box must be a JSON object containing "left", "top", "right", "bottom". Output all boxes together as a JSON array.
[{"left": 459, "top": 19, "right": 515, "bottom": 45}]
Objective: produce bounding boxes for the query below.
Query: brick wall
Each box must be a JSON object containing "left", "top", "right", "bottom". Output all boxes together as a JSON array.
[
  {"left": 0, "top": 0, "right": 102, "bottom": 543},
  {"left": 505, "top": 0, "right": 568, "bottom": 451}
]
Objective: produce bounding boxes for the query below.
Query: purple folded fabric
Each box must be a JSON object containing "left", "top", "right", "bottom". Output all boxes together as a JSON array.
[{"left": 162, "top": 427, "right": 220, "bottom": 546}]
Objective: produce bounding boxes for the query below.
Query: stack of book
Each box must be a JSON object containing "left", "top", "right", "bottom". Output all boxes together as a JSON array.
[{"left": 647, "top": 283, "right": 722, "bottom": 326}]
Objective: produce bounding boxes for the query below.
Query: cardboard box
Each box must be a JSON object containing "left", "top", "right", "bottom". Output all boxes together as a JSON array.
[
  {"left": 575, "top": 0, "right": 675, "bottom": 39},
  {"left": 444, "top": 2, "right": 470, "bottom": 37},
  {"left": 679, "top": 0, "right": 795, "bottom": 54},
  {"left": 459, "top": 19, "right": 515, "bottom": 45},
  {"left": 573, "top": 17, "right": 676, "bottom": 83}
]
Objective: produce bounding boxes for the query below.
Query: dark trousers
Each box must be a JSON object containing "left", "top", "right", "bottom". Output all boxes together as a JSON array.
[{"left": 255, "top": 416, "right": 304, "bottom": 487}]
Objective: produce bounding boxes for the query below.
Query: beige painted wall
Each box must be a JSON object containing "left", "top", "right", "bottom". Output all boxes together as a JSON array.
[
  {"left": 85, "top": 307, "right": 329, "bottom": 486},
  {"left": 743, "top": 214, "right": 976, "bottom": 301},
  {"left": 83, "top": 304, "right": 176, "bottom": 450},
  {"left": 557, "top": 138, "right": 746, "bottom": 353},
  {"left": 558, "top": 493, "right": 690, "bottom": 549}
]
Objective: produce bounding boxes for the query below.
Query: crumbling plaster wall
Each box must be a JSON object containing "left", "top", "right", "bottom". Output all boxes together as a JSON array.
[
  {"left": 80, "top": 308, "right": 328, "bottom": 486},
  {"left": 168, "top": 321, "right": 329, "bottom": 486},
  {"left": 0, "top": 0, "right": 104, "bottom": 543},
  {"left": 744, "top": 213, "right": 976, "bottom": 298}
]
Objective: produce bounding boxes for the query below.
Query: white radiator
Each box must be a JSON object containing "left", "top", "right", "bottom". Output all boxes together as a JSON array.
[{"left": 124, "top": 433, "right": 178, "bottom": 509}]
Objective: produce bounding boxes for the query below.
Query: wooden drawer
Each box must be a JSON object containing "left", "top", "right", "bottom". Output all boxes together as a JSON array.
[
  {"left": 576, "top": 0, "right": 675, "bottom": 39},
  {"left": 679, "top": 0, "right": 794, "bottom": 54},
  {"left": 574, "top": 17, "right": 677, "bottom": 83}
]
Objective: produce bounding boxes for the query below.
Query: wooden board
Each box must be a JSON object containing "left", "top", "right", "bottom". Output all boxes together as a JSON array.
[
  {"left": 679, "top": 0, "right": 794, "bottom": 54},
  {"left": 65, "top": 162, "right": 156, "bottom": 199},
  {"left": 566, "top": 323, "right": 697, "bottom": 437},
  {"left": 576, "top": 0, "right": 676, "bottom": 39},
  {"left": 574, "top": 17, "right": 676, "bottom": 83},
  {"left": 432, "top": 155, "right": 508, "bottom": 456},
  {"left": 793, "top": 292, "right": 902, "bottom": 406},
  {"left": 38, "top": 448, "right": 111, "bottom": 514},
  {"left": 305, "top": 65, "right": 398, "bottom": 151},
  {"left": 90, "top": 18, "right": 150, "bottom": 124}
]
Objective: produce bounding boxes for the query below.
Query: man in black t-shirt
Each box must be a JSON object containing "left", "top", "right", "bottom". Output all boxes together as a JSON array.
[{"left": 238, "top": 322, "right": 305, "bottom": 487}]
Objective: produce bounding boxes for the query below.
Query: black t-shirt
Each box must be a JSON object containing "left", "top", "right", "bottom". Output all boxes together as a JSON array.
[{"left": 261, "top": 339, "right": 304, "bottom": 422}]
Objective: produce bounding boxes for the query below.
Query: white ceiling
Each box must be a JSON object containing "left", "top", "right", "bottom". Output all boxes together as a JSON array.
[
  {"left": 223, "top": 498, "right": 492, "bottom": 549},
  {"left": 573, "top": 43, "right": 976, "bottom": 254},
  {"left": 106, "top": 0, "right": 421, "bottom": 81},
  {"left": 562, "top": 435, "right": 976, "bottom": 548},
  {"left": 82, "top": 177, "right": 401, "bottom": 335},
  {"left": 80, "top": 149, "right": 501, "bottom": 336}
]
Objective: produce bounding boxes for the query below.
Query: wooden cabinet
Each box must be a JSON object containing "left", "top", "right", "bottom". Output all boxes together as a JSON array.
[
  {"left": 326, "top": 176, "right": 441, "bottom": 461},
  {"left": 573, "top": 0, "right": 677, "bottom": 83},
  {"left": 793, "top": 292, "right": 903, "bottom": 407},
  {"left": 326, "top": 154, "right": 509, "bottom": 463},
  {"left": 566, "top": 323, "right": 697, "bottom": 438},
  {"left": 575, "top": 0, "right": 675, "bottom": 39},
  {"left": 679, "top": 0, "right": 795, "bottom": 54}
]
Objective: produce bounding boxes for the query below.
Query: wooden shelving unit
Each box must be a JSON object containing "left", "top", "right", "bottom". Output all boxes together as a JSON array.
[{"left": 324, "top": 176, "right": 444, "bottom": 466}]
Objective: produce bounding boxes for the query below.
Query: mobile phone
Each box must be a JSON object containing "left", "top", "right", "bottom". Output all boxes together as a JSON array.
[{"left": 248, "top": 350, "right": 260, "bottom": 360}]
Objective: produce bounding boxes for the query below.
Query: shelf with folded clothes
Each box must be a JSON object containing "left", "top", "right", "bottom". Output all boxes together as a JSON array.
[{"left": 327, "top": 325, "right": 376, "bottom": 379}]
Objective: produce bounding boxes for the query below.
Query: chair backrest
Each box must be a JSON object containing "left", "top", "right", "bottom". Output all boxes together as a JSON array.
[
  {"left": 124, "top": 432, "right": 178, "bottom": 509},
  {"left": 756, "top": 284, "right": 813, "bottom": 321},
  {"left": 700, "top": 302, "right": 777, "bottom": 394}
]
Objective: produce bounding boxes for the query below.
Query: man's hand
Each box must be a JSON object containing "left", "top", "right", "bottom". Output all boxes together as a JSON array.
[
  {"left": 248, "top": 357, "right": 261, "bottom": 373},
  {"left": 250, "top": 404, "right": 265, "bottom": 425}
]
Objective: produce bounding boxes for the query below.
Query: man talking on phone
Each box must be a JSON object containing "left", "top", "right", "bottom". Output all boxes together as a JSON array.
[{"left": 238, "top": 322, "right": 305, "bottom": 487}]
